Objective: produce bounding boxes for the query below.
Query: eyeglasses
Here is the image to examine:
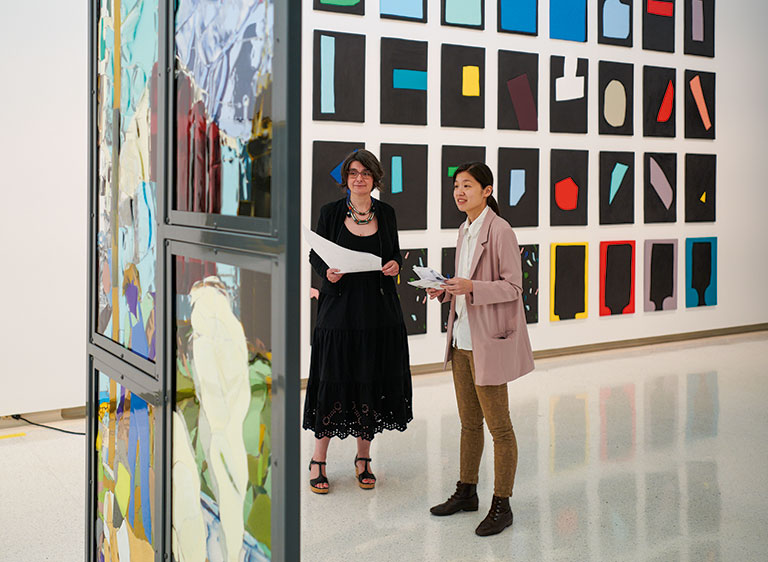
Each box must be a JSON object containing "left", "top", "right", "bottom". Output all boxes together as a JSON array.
[{"left": 348, "top": 169, "right": 373, "bottom": 179}]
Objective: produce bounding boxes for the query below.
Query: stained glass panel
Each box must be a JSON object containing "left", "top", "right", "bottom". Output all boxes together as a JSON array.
[
  {"left": 96, "top": 0, "right": 159, "bottom": 360},
  {"left": 175, "top": 0, "right": 274, "bottom": 218},
  {"left": 173, "top": 256, "right": 273, "bottom": 561},
  {"left": 95, "top": 371, "right": 157, "bottom": 561}
]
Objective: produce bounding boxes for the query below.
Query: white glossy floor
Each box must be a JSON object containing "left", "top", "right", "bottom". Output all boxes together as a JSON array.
[
  {"left": 301, "top": 332, "right": 768, "bottom": 562},
  {"left": 1, "top": 333, "right": 767, "bottom": 561}
]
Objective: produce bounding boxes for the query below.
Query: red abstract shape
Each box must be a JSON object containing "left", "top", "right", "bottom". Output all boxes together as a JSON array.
[
  {"left": 176, "top": 72, "right": 223, "bottom": 214},
  {"left": 555, "top": 177, "right": 579, "bottom": 211},
  {"left": 176, "top": 74, "right": 193, "bottom": 211},
  {"left": 599, "top": 241, "right": 636, "bottom": 317},
  {"left": 657, "top": 80, "right": 674, "bottom": 123},
  {"left": 175, "top": 256, "right": 218, "bottom": 294},
  {"left": 191, "top": 101, "right": 207, "bottom": 213},
  {"left": 207, "top": 121, "right": 222, "bottom": 214},
  {"left": 647, "top": 0, "right": 673, "bottom": 17}
]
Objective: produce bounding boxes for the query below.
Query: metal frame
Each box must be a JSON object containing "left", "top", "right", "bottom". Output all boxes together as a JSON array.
[{"left": 87, "top": 0, "right": 301, "bottom": 560}]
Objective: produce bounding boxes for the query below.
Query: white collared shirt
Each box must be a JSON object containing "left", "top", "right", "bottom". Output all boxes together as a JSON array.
[{"left": 452, "top": 205, "right": 490, "bottom": 351}]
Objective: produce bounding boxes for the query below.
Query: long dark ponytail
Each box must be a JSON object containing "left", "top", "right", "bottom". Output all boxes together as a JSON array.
[{"left": 452, "top": 161, "right": 502, "bottom": 216}]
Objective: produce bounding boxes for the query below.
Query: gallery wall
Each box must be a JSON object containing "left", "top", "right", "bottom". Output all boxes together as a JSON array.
[
  {"left": 300, "top": 0, "right": 768, "bottom": 370},
  {"left": 0, "top": 2, "right": 87, "bottom": 415}
]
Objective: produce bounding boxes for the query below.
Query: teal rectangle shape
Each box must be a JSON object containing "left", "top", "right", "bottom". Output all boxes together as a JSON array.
[
  {"left": 445, "top": 0, "right": 482, "bottom": 25},
  {"left": 320, "top": 35, "right": 335, "bottom": 114},
  {"left": 392, "top": 69, "right": 427, "bottom": 90},
  {"left": 391, "top": 156, "right": 403, "bottom": 193}
]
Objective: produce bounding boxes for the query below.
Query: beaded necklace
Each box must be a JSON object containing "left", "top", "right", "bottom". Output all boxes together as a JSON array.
[{"left": 346, "top": 196, "right": 376, "bottom": 225}]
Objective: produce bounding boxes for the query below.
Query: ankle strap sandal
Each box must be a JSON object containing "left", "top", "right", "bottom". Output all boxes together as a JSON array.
[
  {"left": 354, "top": 455, "right": 376, "bottom": 490},
  {"left": 309, "top": 459, "right": 329, "bottom": 494}
]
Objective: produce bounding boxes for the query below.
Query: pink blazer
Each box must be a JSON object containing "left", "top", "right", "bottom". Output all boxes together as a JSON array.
[{"left": 442, "top": 209, "right": 535, "bottom": 386}]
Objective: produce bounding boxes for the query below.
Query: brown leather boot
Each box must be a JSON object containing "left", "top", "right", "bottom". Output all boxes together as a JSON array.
[
  {"left": 430, "top": 481, "right": 479, "bottom": 516},
  {"left": 475, "top": 495, "right": 513, "bottom": 536}
]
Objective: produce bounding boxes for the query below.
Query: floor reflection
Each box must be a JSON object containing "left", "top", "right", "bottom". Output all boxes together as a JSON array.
[
  {"left": 598, "top": 474, "right": 637, "bottom": 552},
  {"left": 301, "top": 333, "right": 768, "bottom": 561},
  {"left": 687, "top": 372, "right": 719, "bottom": 441},
  {"left": 645, "top": 374, "right": 678, "bottom": 450},
  {"left": 549, "top": 394, "right": 589, "bottom": 473},
  {"left": 646, "top": 470, "right": 682, "bottom": 542}
]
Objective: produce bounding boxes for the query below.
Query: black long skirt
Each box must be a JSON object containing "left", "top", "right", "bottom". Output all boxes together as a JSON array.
[{"left": 303, "top": 229, "right": 413, "bottom": 441}]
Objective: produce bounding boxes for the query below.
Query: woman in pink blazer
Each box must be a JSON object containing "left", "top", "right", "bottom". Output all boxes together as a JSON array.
[{"left": 427, "top": 162, "right": 534, "bottom": 537}]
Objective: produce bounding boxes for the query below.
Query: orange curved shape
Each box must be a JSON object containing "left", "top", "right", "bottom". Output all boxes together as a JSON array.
[
  {"left": 555, "top": 177, "right": 579, "bottom": 210},
  {"left": 657, "top": 80, "right": 674, "bottom": 122},
  {"left": 689, "top": 75, "right": 712, "bottom": 130}
]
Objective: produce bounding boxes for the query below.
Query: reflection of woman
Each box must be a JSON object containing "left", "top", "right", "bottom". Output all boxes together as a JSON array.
[
  {"left": 303, "top": 149, "right": 413, "bottom": 494},
  {"left": 428, "top": 162, "right": 534, "bottom": 536}
]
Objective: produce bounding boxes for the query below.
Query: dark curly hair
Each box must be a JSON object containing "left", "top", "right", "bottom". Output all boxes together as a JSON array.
[{"left": 339, "top": 149, "right": 385, "bottom": 192}]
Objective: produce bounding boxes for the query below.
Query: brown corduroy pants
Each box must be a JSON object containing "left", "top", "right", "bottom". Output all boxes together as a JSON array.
[{"left": 451, "top": 347, "right": 518, "bottom": 498}]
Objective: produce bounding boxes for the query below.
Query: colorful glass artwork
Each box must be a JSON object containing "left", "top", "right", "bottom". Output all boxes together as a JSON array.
[
  {"left": 95, "top": 371, "right": 156, "bottom": 561},
  {"left": 96, "top": 0, "right": 159, "bottom": 360},
  {"left": 175, "top": 0, "right": 274, "bottom": 218},
  {"left": 173, "top": 256, "right": 273, "bottom": 562}
]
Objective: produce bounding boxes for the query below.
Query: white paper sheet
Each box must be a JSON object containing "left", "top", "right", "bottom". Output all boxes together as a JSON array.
[
  {"left": 303, "top": 226, "right": 382, "bottom": 273},
  {"left": 408, "top": 266, "right": 449, "bottom": 289}
]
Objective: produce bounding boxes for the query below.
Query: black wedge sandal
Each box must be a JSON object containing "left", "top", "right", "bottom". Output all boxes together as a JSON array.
[
  {"left": 354, "top": 455, "right": 376, "bottom": 490},
  {"left": 309, "top": 459, "right": 329, "bottom": 494}
]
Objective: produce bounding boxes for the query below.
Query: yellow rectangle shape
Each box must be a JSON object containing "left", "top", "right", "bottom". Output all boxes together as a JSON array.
[{"left": 462, "top": 66, "right": 480, "bottom": 97}]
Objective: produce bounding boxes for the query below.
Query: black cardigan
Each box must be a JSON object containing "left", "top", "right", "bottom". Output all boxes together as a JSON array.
[{"left": 310, "top": 198, "right": 403, "bottom": 296}]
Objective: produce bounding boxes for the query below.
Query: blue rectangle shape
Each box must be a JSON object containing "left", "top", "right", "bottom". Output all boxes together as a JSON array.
[
  {"left": 500, "top": 0, "right": 537, "bottom": 34},
  {"left": 320, "top": 35, "right": 336, "bottom": 114},
  {"left": 509, "top": 169, "right": 526, "bottom": 206},
  {"left": 381, "top": 0, "right": 423, "bottom": 19},
  {"left": 391, "top": 156, "right": 404, "bottom": 193},
  {"left": 550, "top": 0, "right": 586, "bottom": 42},
  {"left": 393, "top": 69, "right": 428, "bottom": 91}
]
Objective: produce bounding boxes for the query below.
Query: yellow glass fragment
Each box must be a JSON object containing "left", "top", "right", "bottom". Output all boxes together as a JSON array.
[{"left": 115, "top": 462, "right": 132, "bottom": 516}]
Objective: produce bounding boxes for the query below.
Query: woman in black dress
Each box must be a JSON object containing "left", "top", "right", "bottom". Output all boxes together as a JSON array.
[{"left": 304, "top": 149, "right": 413, "bottom": 493}]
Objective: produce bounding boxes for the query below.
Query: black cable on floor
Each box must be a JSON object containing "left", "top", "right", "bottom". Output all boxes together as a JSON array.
[{"left": 10, "top": 415, "right": 86, "bottom": 436}]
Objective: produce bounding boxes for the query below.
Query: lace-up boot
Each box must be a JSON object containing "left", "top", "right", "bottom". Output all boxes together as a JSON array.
[
  {"left": 430, "top": 481, "right": 479, "bottom": 516},
  {"left": 475, "top": 495, "right": 513, "bottom": 536}
]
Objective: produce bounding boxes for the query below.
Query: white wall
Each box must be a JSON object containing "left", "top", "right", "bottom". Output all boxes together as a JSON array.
[
  {"left": 0, "top": 2, "right": 87, "bottom": 416},
  {"left": 1, "top": 1, "right": 764, "bottom": 414},
  {"left": 300, "top": 0, "right": 768, "bottom": 372}
]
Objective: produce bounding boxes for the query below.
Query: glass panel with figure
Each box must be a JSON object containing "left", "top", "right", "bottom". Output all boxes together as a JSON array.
[{"left": 173, "top": 255, "right": 273, "bottom": 561}]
